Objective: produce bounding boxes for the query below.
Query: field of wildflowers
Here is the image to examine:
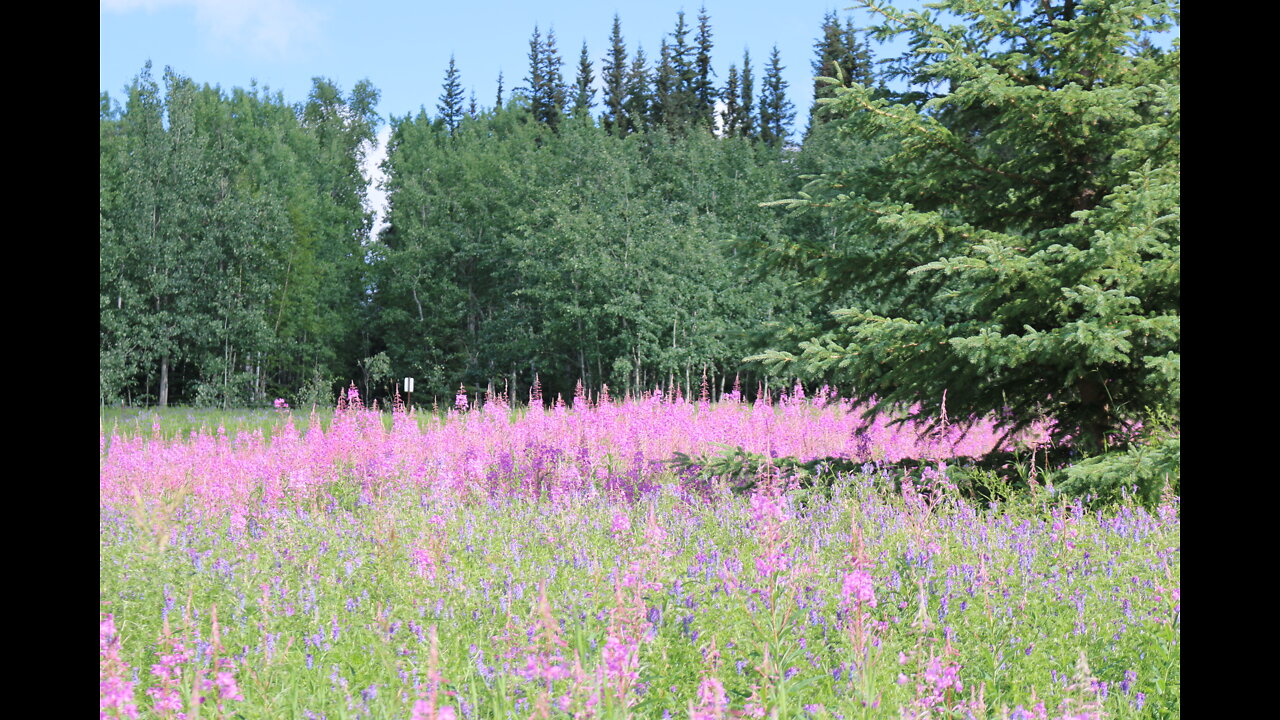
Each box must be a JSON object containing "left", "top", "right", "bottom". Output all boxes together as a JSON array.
[{"left": 100, "top": 385, "right": 1179, "bottom": 719}]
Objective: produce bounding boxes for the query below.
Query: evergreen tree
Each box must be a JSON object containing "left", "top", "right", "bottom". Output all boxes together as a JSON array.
[
  {"left": 666, "top": 10, "right": 700, "bottom": 130},
  {"left": 543, "top": 29, "right": 569, "bottom": 124},
  {"left": 601, "top": 15, "right": 630, "bottom": 135},
  {"left": 495, "top": 70, "right": 504, "bottom": 109},
  {"left": 720, "top": 64, "right": 740, "bottom": 137},
  {"left": 651, "top": 40, "right": 674, "bottom": 129},
  {"left": 694, "top": 5, "right": 717, "bottom": 130},
  {"left": 808, "top": 13, "right": 875, "bottom": 132},
  {"left": 842, "top": 18, "right": 873, "bottom": 87},
  {"left": 526, "top": 26, "right": 568, "bottom": 130},
  {"left": 624, "top": 47, "right": 650, "bottom": 133},
  {"left": 738, "top": 49, "right": 755, "bottom": 139},
  {"left": 525, "top": 25, "right": 546, "bottom": 110},
  {"left": 573, "top": 40, "right": 595, "bottom": 117},
  {"left": 437, "top": 54, "right": 465, "bottom": 135},
  {"left": 468, "top": 89, "right": 478, "bottom": 118},
  {"left": 753, "top": 0, "right": 1180, "bottom": 454},
  {"left": 810, "top": 12, "right": 847, "bottom": 118},
  {"left": 758, "top": 45, "right": 794, "bottom": 147},
  {"left": 757, "top": 45, "right": 788, "bottom": 146}
]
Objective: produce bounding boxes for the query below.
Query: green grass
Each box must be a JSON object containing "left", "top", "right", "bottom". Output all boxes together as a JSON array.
[{"left": 100, "top": 470, "right": 1179, "bottom": 718}]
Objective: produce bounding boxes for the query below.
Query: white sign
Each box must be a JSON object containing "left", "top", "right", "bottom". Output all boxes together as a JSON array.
[{"left": 404, "top": 377, "right": 415, "bottom": 393}]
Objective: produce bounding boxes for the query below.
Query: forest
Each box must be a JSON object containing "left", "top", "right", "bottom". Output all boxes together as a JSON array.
[{"left": 100, "top": 0, "right": 1179, "bottom": 457}]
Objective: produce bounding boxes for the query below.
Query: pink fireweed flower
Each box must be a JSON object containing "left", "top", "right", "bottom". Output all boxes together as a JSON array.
[
  {"left": 147, "top": 634, "right": 194, "bottom": 717},
  {"left": 842, "top": 570, "right": 877, "bottom": 608},
  {"left": 100, "top": 614, "right": 140, "bottom": 719},
  {"left": 603, "top": 632, "right": 640, "bottom": 702},
  {"left": 750, "top": 491, "right": 790, "bottom": 578},
  {"left": 455, "top": 385, "right": 468, "bottom": 411},
  {"left": 412, "top": 699, "right": 458, "bottom": 720},
  {"left": 411, "top": 536, "right": 438, "bottom": 582},
  {"left": 689, "top": 676, "right": 728, "bottom": 720},
  {"left": 611, "top": 509, "right": 631, "bottom": 540},
  {"left": 907, "top": 653, "right": 966, "bottom": 717},
  {"left": 214, "top": 670, "right": 243, "bottom": 700},
  {"left": 273, "top": 398, "right": 289, "bottom": 409}
]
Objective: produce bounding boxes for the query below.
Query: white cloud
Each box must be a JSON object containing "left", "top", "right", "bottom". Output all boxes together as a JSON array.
[
  {"left": 101, "top": 0, "right": 322, "bottom": 61},
  {"left": 362, "top": 126, "right": 393, "bottom": 242},
  {"left": 713, "top": 99, "right": 728, "bottom": 137}
]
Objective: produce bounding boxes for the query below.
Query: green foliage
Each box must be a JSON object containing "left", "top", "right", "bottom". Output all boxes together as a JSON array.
[
  {"left": 572, "top": 41, "right": 596, "bottom": 117},
  {"left": 601, "top": 15, "right": 631, "bottom": 135},
  {"left": 670, "top": 444, "right": 866, "bottom": 495},
  {"left": 525, "top": 25, "right": 568, "bottom": 131},
  {"left": 753, "top": 0, "right": 1180, "bottom": 454},
  {"left": 297, "top": 367, "right": 338, "bottom": 410},
  {"left": 100, "top": 65, "right": 379, "bottom": 407},
  {"left": 808, "top": 11, "right": 875, "bottom": 132},
  {"left": 437, "top": 55, "right": 465, "bottom": 135},
  {"left": 373, "top": 103, "right": 807, "bottom": 402},
  {"left": 1054, "top": 408, "right": 1180, "bottom": 506},
  {"left": 101, "top": 467, "right": 1179, "bottom": 718},
  {"left": 758, "top": 45, "right": 795, "bottom": 147}
]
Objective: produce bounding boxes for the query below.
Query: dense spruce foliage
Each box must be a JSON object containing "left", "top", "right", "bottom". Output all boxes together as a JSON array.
[{"left": 752, "top": 0, "right": 1180, "bottom": 454}]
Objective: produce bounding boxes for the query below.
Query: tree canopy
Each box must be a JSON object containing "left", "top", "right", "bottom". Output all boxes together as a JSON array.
[{"left": 752, "top": 0, "right": 1180, "bottom": 453}]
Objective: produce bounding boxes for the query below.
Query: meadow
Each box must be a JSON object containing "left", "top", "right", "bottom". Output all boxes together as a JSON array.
[{"left": 100, "top": 386, "right": 1179, "bottom": 719}]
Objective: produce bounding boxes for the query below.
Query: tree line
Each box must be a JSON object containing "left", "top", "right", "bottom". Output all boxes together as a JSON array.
[
  {"left": 100, "top": 7, "right": 875, "bottom": 408},
  {"left": 101, "top": 1, "right": 1179, "bottom": 456}
]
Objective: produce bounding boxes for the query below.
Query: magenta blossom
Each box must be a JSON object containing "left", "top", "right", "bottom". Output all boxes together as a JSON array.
[{"left": 842, "top": 570, "right": 877, "bottom": 608}]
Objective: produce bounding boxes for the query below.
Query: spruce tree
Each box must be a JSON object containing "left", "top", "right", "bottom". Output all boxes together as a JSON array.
[
  {"left": 573, "top": 40, "right": 595, "bottom": 118},
  {"left": 495, "top": 70, "right": 504, "bottom": 109},
  {"left": 809, "top": 12, "right": 846, "bottom": 126},
  {"left": 753, "top": 0, "right": 1181, "bottom": 455},
  {"left": 624, "top": 47, "right": 650, "bottom": 133},
  {"left": 651, "top": 40, "right": 674, "bottom": 129},
  {"left": 694, "top": 5, "right": 716, "bottom": 130},
  {"left": 665, "top": 10, "right": 699, "bottom": 130},
  {"left": 542, "top": 29, "right": 568, "bottom": 127},
  {"left": 601, "top": 15, "right": 630, "bottom": 135},
  {"left": 808, "top": 14, "right": 876, "bottom": 132},
  {"left": 720, "top": 64, "right": 740, "bottom": 137},
  {"left": 758, "top": 45, "right": 793, "bottom": 147},
  {"left": 437, "top": 54, "right": 465, "bottom": 135},
  {"left": 525, "top": 26, "right": 547, "bottom": 114},
  {"left": 526, "top": 26, "right": 568, "bottom": 130},
  {"left": 738, "top": 49, "right": 755, "bottom": 139},
  {"left": 842, "top": 18, "right": 873, "bottom": 87}
]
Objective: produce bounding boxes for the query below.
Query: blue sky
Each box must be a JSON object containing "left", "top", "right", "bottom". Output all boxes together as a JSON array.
[{"left": 101, "top": 0, "right": 908, "bottom": 134}]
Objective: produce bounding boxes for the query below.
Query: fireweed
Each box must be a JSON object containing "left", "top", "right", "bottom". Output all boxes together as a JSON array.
[{"left": 100, "top": 388, "right": 1178, "bottom": 718}]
